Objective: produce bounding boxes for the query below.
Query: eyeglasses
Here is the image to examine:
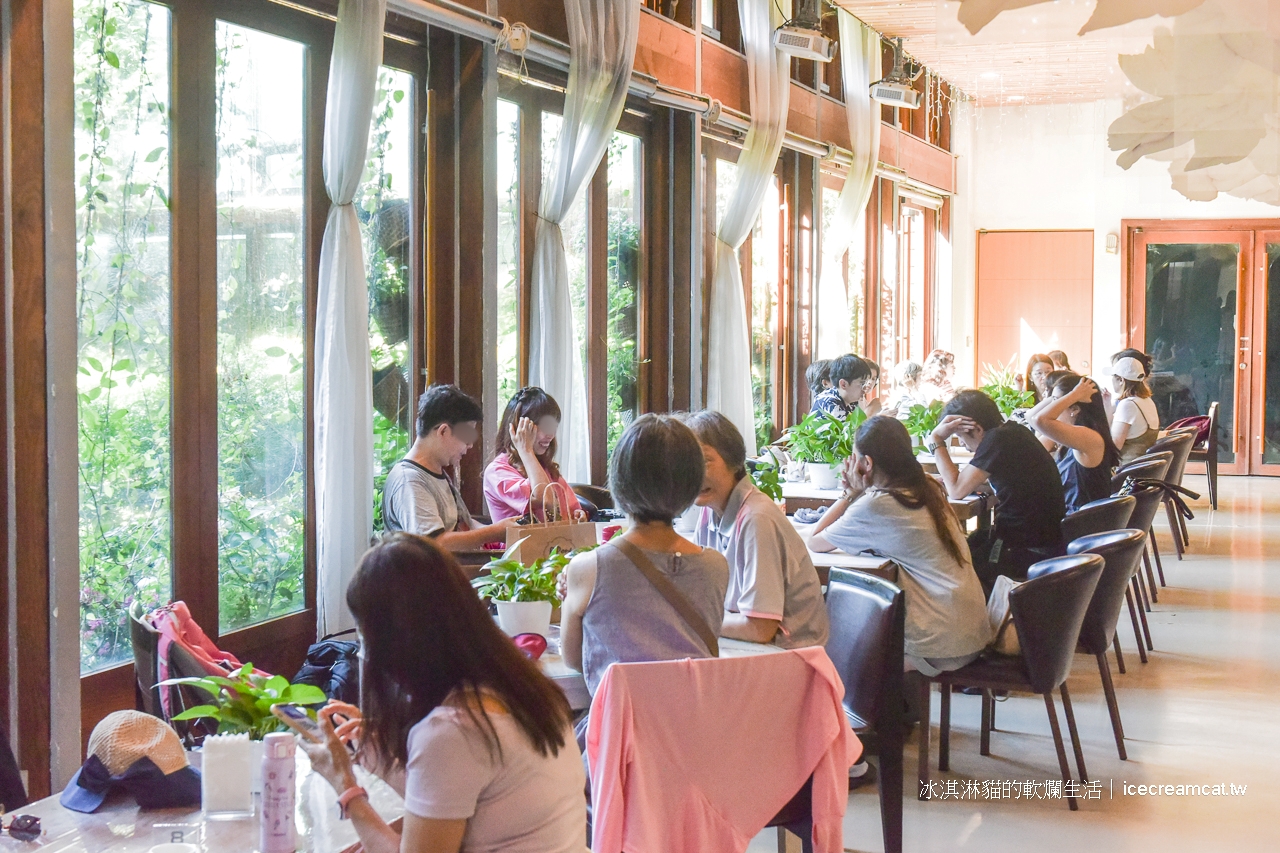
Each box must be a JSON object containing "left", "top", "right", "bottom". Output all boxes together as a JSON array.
[{"left": 2, "top": 814, "right": 41, "bottom": 842}]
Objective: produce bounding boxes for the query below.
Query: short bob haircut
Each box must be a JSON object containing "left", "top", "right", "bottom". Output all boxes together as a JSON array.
[
  {"left": 610, "top": 414, "right": 705, "bottom": 525},
  {"left": 682, "top": 410, "right": 748, "bottom": 483},
  {"left": 804, "top": 359, "right": 831, "bottom": 396},
  {"left": 828, "top": 354, "right": 871, "bottom": 386},
  {"left": 415, "top": 384, "right": 483, "bottom": 438},
  {"left": 942, "top": 389, "right": 1004, "bottom": 432}
]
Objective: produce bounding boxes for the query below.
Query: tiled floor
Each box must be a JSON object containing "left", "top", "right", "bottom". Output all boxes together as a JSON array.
[{"left": 750, "top": 474, "right": 1280, "bottom": 852}]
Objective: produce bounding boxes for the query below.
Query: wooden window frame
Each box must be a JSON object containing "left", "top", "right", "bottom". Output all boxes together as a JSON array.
[
  {"left": 79, "top": 0, "right": 431, "bottom": 748},
  {"left": 496, "top": 77, "right": 657, "bottom": 486}
]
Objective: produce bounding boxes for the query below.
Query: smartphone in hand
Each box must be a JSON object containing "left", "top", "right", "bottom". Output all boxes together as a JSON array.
[{"left": 271, "top": 703, "right": 323, "bottom": 743}]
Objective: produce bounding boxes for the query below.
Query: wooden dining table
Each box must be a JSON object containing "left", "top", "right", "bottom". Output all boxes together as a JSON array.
[{"left": 781, "top": 481, "right": 991, "bottom": 528}]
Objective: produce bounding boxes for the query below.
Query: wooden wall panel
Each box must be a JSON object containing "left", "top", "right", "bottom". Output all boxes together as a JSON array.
[
  {"left": 976, "top": 230, "right": 1094, "bottom": 378},
  {"left": 635, "top": 10, "right": 696, "bottom": 92},
  {"left": 819, "top": 96, "right": 851, "bottom": 152},
  {"left": 877, "top": 124, "right": 954, "bottom": 194},
  {"left": 701, "top": 40, "right": 748, "bottom": 115},
  {"left": 785, "top": 86, "right": 818, "bottom": 141}
]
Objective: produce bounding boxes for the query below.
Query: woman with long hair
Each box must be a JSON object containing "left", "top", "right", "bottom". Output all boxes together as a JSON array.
[
  {"left": 299, "top": 533, "right": 588, "bottom": 853},
  {"left": 1022, "top": 353, "right": 1054, "bottom": 404},
  {"left": 810, "top": 416, "right": 992, "bottom": 676},
  {"left": 1109, "top": 354, "right": 1160, "bottom": 464},
  {"left": 485, "top": 386, "right": 584, "bottom": 522},
  {"left": 1028, "top": 371, "right": 1120, "bottom": 512}
]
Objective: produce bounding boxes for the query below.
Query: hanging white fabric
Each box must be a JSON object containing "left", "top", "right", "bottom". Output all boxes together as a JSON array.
[
  {"left": 528, "top": 0, "right": 641, "bottom": 482},
  {"left": 816, "top": 12, "right": 881, "bottom": 360},
  {"left": 707, "top": 0, "right": 791, "bottom": 456},
  {"left": 314, "top": 0, "right": 386, "bottom": 635}
]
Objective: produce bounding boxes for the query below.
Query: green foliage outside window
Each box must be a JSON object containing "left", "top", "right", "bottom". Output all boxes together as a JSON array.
[{"left": 75, "top": 0, "right": 173, "bottom": 671}]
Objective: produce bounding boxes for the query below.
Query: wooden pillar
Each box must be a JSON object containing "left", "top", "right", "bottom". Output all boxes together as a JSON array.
[
  {"left": 7, "top": 0, "right": 52, "bottom": 799},
  {"left": 670, "top": 112, "right": 696, "bottom": 411}
]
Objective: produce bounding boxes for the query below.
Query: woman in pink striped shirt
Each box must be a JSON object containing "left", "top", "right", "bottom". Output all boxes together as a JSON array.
[{"left": 484, "top": 387, "right": 584, "bottom": 523}]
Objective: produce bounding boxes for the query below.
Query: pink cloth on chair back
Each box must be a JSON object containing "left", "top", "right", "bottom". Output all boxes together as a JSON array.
[
  {"left": 151, "top": 601, "right": 261, "bottom": 718},
  {"left": 586, "top": 647, "right": 862, "bottom": 853}
]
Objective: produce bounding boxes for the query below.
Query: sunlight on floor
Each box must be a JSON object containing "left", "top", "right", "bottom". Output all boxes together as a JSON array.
[{"left": 751, "top": 474, "right": 1280, "bottom": 852}]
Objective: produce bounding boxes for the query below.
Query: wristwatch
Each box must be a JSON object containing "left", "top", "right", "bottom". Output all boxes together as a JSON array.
[{"left": 925, "top": 438, "right": 940, "bottom": 453}]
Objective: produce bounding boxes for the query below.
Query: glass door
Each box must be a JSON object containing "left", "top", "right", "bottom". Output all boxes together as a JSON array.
[
  {"left": 1132, "top": 230, "right": 1253, "bottom": 474},
  {"left": 1250, "top": 232, "right": 1280, "bottom": 474}
]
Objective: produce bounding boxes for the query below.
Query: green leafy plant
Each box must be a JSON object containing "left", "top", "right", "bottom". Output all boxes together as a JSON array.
[
  {"left": 904, "top": 400, "right": 944, "bottom": 451},
  {"left": 980, "top": 360, "right": 1036, "bottom": 418},
  {"left": 785, "top": 409, "right": 867, "bottom": 466},
  {"left": 161, "top": 662, "right": 327, "bottom": 740},
  {"left": 750, "top": 460, "right": 783, "bottom": 502},
  {"left": 472, "top": 540, "right": 576, "bottom": 605}
]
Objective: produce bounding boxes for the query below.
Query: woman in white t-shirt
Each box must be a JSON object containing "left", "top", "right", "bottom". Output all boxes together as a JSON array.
[
  {"left": 1109, "top": 354, "right": 1161, "bottom": 465},
  {"left": 300, "top": 532, "right": 587, "bottom": 853}
]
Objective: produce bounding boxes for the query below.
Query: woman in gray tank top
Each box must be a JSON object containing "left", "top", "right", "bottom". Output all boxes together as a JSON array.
[{"left": 560, "top": 414, "right": 729, "bottom": 697}]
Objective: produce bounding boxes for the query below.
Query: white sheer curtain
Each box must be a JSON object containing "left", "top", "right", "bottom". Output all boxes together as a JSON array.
[
  {"left": 817, "top": 12, "right": 881, "bottom": 359},
  {"left": 707, "top": 0, "right": 791, "bottom": 456},
  {"left": 529, "top": 0, "right": 640, "bottom": 482},
  {"left": 314, "top": 0, "right": 386, "bottom": 635}
]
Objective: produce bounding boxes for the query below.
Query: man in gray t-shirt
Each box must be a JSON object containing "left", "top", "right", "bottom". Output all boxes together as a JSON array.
[{"left": 382, "top": 385, "right": 518, "bottom": 550}]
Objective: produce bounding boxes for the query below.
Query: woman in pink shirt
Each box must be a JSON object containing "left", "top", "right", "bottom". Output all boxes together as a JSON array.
[{"left": 484, "top": 387, "right": 585, "bottom": 522}]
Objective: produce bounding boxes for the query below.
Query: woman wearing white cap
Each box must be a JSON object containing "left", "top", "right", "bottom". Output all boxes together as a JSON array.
[{"left": 1109, "top": 350, "right": 1161, "bottom": 464}]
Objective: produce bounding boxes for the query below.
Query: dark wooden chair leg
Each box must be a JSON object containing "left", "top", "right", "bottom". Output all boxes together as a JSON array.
[
  {"left": 1125, "top": 587, "right": 1148, "bottom": 664},
  {"left": 1149, "top": 530, "right": 1166, "bottom": 582},
  {"left": 1132, "top": 577, "right": 1154, "bottom": 651},
  {"left": 938, "top": 680, "right": 951, "bottom": 772},
  {"left": 1146, "top": 543, "right": 1165, "bottom": 590},
  {"left": 917, "top": 679, "right": 931, "bottom": 800},
  {"left": 979, "top": 690, "right": 992, "bottom": 756},
  {"left": 1135, "top": 568, "right": 1152, "bottom": 613},
  {"left": 1177, "top": 505, "right": 1190, "bottom": 551},
  {"left": 1144, "top": 548, "right": 1159, "bottom": 602},
  {"left": 1112, "top": 633, "right": 1126, "bottom": 674},
  {"left": 1096, "top": 652, "right": 1127, "bottom": 760},
  {"left": 1043, "top": 693, "right": 1078, "bottom": 811},
  {"left": 1059, "top": 682, "right": 1088, "bottom": 781},
  {"left": 1165, "top": 499, "right": 1184, "bottom": 560},
  {"left": 1207, "top": 453, "right": 1218, "bottom": 510},
  {"left": 878, "top": 719, "right": 904, "bottom": 853}
]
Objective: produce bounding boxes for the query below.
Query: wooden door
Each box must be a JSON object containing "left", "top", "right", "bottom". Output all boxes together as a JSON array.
[{"left": 975, "top": 230, "right": 1094, "bottom": 383}]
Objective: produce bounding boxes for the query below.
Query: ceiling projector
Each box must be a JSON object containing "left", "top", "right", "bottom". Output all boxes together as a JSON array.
[
  {"left": 871, "top": 37, "right": 923, "bottom": 109},
  {"left": 774, "top": 0, "right": 836, "bottom": 63}
]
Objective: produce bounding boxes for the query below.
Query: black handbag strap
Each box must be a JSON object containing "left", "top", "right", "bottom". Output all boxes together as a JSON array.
[{"left": 612, "top": 538, "right": 719, "bottom": 658}]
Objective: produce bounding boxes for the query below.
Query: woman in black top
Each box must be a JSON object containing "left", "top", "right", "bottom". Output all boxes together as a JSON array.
[{"left": 1028, "top": 372, "right": 1119, "bottom": 513}]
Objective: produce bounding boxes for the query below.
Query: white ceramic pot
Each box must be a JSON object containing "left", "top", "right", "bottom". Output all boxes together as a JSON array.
[
  {"left": 808, "top": 462, "right": 840, "bottom": 490},
  {"left": 495, "top": 600, "right": 553, "bottom": 637}
]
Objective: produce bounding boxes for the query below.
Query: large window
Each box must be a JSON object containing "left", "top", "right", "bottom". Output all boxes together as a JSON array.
[
  {"left": 75, "top": 0, "right": 173, "bottom": 671},
  {"left": 751, "top": 177, "right": 782, "bottom": 446},
  {"left": 495, "top": 99, "right": 522, "bottom": 410},
  {"left": 492, "top": 80, "right": 649, "bottom": 481},
  {"left": 214, "top": 22, "right": 307, "bottom": 633},
  {"left": 74, "top": 0, "right": 427, "bottom": 675},
  {"left": 606, "top": 132, "right": 642, "bottom": 453},
  {"left": 364, "top": 68, "right": 416, "bottom": 526}
]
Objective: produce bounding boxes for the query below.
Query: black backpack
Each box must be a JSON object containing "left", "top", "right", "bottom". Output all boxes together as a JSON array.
[{"left": 293, "top": 629, "right": 360, "bottom": 705}]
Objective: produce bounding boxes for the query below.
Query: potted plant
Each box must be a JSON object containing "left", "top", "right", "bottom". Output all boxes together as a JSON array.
[
  {"left": 981, "top": 360, "right": 1036, "bottom": 418},
  {"left": 749, "top": 457, "right": 783, "bottom": 502},
  {"left": 160, "top": 663, "right": 328, "bottom": 791},
  {"left": 472, "top": 540, "right": 571, "bottom": 637},
  {"left": 784, "top": 410, "right": 865, "bottom": 489},
  {"left": 904, "top": 400, "right": 944, "bottom": 453}
]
